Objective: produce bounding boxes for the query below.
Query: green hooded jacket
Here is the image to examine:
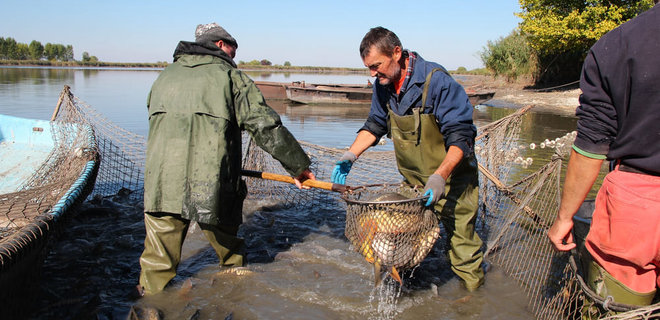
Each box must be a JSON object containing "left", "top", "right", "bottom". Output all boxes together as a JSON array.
[{"left": 144, "top": 41, "right": 310, "bottom": 226}]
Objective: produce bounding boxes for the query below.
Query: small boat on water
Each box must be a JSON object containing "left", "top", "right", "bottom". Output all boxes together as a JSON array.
[
  {"left": 464, "top": 87, "right": 496, "bottom": 107},
  {"left": 0, "top": 88, "right": 99, "bottom": 316},
  {"left": 254, "top": 81, "right": 288, "bottom": 100},
  {"left": 255, "top": 80, "right": 495, "bottom": 106},
  {"left": 285, "top": 81, "right": 373, "bottom": 105},
  {"left": 255, "top": 81, "right": 374, "bottom": 104}
]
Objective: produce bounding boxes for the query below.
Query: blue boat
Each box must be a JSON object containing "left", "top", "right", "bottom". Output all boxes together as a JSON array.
[{"left": 0, "top": 112, "right": 99, "bottom": 316}]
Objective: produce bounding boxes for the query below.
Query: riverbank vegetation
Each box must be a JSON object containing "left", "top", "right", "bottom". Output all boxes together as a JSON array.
[
  {"left": 2, "top": 35, "right": 489, "bottom": 75},
  {"left": 480, "top": 30, "right": 536, "bottom": 83},
  {"left": 480, "top": 0, "right": 655, "bottom": 86},
  {"left": 0, "top": 55, "right": 485, "bottom": 76},
  {"left": 1, "top": 37, "right": 74, "bottom": 61},
  {"left": 0, "top": 59, "right": 170, "bottom": 68},
  {"left": 0, "top": 36, "right": 170, "bottom": 68}
]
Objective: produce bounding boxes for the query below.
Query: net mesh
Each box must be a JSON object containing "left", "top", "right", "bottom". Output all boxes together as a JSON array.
[
  {"left": 0, "top": 87, "right": 99, "bottom": 235},
  {"left": 342, "top": 184, "right": 439, "bottom": 272},
  {"left": 0, "top": 86, "right": 100, "bottom": 316},
  {"left": 7, "top": 86, "right": 659, "bottom": 319},
  {"left": 474, "top": 106, "right": 659, "bottom": 319}
]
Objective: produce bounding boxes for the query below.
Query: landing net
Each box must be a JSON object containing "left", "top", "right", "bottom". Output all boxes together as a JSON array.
[
  {"left": 23, "top": 86, "right": 660, "bottom": 319},
  {"left": 342, "top": 184, "right": 439, "bottom": 273}
]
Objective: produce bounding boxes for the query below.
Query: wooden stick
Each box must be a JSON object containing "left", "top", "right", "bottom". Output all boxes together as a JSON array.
[
  {"left": 241, "top": 169, "right": 349, "bottom": 193},
  {"left": 477, "top": 163, "right": 548, "bottom": 227},
  {"left": 51, "top": 85, "right": 72, "bottom": 121},
  {"left": 51, "top": 88, "right": 66, "bottom": 121}
]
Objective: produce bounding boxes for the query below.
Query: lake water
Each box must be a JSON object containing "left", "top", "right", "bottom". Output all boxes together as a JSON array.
[
  {"left": 0, "top": 66, "right": 581, "bottom": 319},
  {"left": 1, "top": 67, "right": 551, "bottom": 150}
]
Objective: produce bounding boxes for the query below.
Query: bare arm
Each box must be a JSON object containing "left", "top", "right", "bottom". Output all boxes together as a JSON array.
[
  {"left": 547, "top": 150, "right": 603, "bottom": 251},
  {"left": 348, "top": 130, "right": 378, "bottom": 158},
  {"left": 433, "top": 145, "right": 463, "bottom": 179}
]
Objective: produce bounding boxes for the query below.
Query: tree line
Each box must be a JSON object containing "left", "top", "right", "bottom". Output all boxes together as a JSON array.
[
  {"left": 0, "top": 37, "right": 76, "bottom": 61},
  {"left": 480, "top": 0, "right": 655, "bottom": 86},
  {"left": 238, "top": 59, "right": 293, "bottom": 67}
]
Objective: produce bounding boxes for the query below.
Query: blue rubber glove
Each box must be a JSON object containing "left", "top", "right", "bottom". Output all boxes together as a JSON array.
[
  {"left": 331, "top": 151, "right": 357, "bottom": 184},
  {"left": 423, "top": 174, "right": 446, "bottom": 206}
]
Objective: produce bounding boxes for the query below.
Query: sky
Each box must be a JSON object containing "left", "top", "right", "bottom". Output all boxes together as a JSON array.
[{"left": 1, "top": 1, "right": 522, "bottom": 70}]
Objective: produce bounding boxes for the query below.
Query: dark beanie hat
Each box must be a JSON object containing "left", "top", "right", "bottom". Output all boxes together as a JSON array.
[{"left": 195, "top": 23, "right": 238, "bottom": 48}]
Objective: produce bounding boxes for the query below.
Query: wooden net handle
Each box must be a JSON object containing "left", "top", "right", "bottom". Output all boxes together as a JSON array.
[{"left": 241, "top": 170, "right": 349, "bottom": 193}]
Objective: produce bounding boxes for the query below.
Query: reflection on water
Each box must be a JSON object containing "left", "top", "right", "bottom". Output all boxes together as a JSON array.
[
  {"left": 0, "top": 67, "right": 159, "bottom": 136},
  {"left": 1, "top": 68, "right": 587, "bottom": 319},
  {"left": 269, "top": 100, "right": 392, "bottom": 151},
  {"left": 0, "top": 67, "right": 74, "bottom": 85}
]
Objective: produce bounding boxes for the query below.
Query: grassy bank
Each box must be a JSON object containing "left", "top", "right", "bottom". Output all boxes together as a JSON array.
[
  {"left": 0, "top": 60, "right": 491, "bottom": 77},
  {"left": 237, "top": 64, "right": 369, "bottom": 74},
  {"left": 451, "top": 68, "right": 492, "bottom": 76},
  {"left": 0, "top": 59, "right": 366, "bottom": 72}
]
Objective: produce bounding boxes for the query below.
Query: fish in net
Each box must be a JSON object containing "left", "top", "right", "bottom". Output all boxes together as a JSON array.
[{"left": 343, "top": 187, "right": 440, "bottom": 286}]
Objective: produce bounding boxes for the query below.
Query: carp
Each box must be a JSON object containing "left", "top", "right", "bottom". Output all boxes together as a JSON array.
[
  {"left": 213, "top": 266, "right": 254, "bottom": 278},
  {"left": 408, "top": 225, "right": 441, "bottom": 267},
  {"left": 371, "top": 233, "right": 415, "bottom": 267},
  {"left": 352, "top": 192, "right": 436, "bottom": 286}
]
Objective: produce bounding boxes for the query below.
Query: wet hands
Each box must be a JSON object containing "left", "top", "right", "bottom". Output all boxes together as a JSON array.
[
  {"left": 423, "top": 174, "right": 446, "bottom": 206},
  {"left": 331, "top": 151, "right": 356, "bottom": 184},
  {"left": 294, "top": 169, "right": 316, "bottom": 189}
]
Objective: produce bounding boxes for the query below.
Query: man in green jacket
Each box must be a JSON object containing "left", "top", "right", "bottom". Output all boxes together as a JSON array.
[{"left": 138, "top": 23, "right": 315, "bottom": 296}]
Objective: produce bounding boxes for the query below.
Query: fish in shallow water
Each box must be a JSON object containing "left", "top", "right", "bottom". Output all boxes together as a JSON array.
[{"left": 213, "top": 266, "right": 254, "bottom": 278}]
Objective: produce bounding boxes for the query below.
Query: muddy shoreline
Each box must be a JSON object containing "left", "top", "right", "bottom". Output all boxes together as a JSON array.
[{"left": 458, "top": 75, "right": 580, "bottom": 117}]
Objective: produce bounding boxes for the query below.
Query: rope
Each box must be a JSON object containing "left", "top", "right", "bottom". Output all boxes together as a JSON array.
[{"left": 531, "top": 80, "right": 580, "bottom": 92}]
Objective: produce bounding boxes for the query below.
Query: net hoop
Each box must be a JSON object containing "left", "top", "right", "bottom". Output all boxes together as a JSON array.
[{"left": 340, "top": 183, "right": 429, "bottom": 205}]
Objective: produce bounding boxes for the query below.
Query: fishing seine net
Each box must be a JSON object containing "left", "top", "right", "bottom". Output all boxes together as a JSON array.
[
  {"left": 0, "top": 87, "right": 99, "bottom": 235},
  {"left": 474, "top": 106, "right": 659, "bottom": 319},
  {"left": 0, "top": 86, "right": 100, "bottom": 316},
  {"left": 17, "top": 86, "right": 658, "bottom": 319}
]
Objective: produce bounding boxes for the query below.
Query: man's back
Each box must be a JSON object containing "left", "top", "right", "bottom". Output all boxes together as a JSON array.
[
  {"left": 144, "top": 51, "right": 244, "bottom": 220},
  {"left": 149, "top": 54, "right": 234, "bottom": 119},
  {"left": 576, "top": 4, "right": 660, "bottom": 174}
]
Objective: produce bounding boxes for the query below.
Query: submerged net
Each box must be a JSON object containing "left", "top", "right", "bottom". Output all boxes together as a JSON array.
[{"left": 22, "top": 86, "right": 659, "bottom": 319}]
